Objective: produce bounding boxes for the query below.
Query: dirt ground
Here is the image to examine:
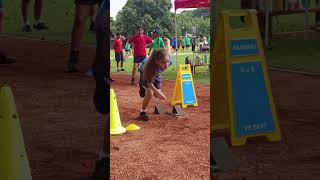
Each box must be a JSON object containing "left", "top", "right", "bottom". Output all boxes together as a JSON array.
[
  {"left": 1, "top": 36, "right": 320, "bottom": 179},
  {"left": 109, "top": 74, "right": 210, "bottom": 179}
]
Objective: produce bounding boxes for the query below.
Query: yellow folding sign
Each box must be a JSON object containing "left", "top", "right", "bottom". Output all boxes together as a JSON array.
[
  {"left": 172, "top": 64, "right": 198, "bottom": 108},
  {"left": 211, "top": 10, "right": 281, "bottom": 146}
]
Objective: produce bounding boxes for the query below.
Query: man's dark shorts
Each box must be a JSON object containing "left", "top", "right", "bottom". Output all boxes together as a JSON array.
[
  {"left": 75, "top": 0, "right": 98, "bottom": 5},
  {"left": 139, "top": 72, "right": 161, "bottom": 89},
  {"left": 139, "top": 72, "right": 161, "bottom": 97},
  {"left": 134, "top": 56, "right": 146, "bottom": 64},
  {"left": 115, "top": 52, "right": 124, "bottom": 62}
]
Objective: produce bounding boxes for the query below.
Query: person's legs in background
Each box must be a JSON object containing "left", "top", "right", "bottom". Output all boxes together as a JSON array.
[
  {"left": 0, "top": 1, "right": 16, "bottom": 64},
  {"left": 66, "top": 0, "right": 97, "bottom": 72},
  {"left": 21, "top": 0, "right": 48, "bottom": 32},
  {"left": 32, "top": 0, "right": 48, "bottom": 30},
  {"left": 89, "top": 4, "right": 97, "bottom": 31}
]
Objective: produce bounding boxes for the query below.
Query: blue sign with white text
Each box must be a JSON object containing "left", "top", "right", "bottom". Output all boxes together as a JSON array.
[
  {"left": 182, "top": 81, "right": 196, "bottom": 105},
  {"left": 231, "top": 61, "right": 275, "bottom": 136},
  {"left": 230, "top": 39, "right": 259, "bottom": 57},
  {"left": 182, "top": 74, "right": 191, "bottom": 80}
]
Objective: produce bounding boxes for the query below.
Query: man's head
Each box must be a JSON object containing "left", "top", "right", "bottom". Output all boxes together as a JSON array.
[
  {"left": 136, "top": 26, "right": 144, "bottom": 36},
  {"left": 116, "top": 33, "right": 122, "bottom": 39},
  {"left": 152, "top": 29, "right": 160, "bottom": 38}
]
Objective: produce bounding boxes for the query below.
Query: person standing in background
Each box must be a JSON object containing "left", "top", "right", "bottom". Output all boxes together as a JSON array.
[
  {"left": 0, "top": 0, "right": 16, "bottom": 64},
  {"left": 21, "top": 0, "right": 48, "bottom": 32}
]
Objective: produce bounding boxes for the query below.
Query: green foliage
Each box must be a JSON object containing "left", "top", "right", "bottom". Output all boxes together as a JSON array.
[
  {"left": 115, "top": 0, "right": 173, "bottom": 38},
  {"left": 113, "top": 1, "right": 210, "bottom": 39},
  {"left": 110, "top": 17, "right": 117, "bottom": 33}
]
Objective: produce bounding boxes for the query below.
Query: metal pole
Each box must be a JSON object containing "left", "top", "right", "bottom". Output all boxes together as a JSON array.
[
  {"left": 265, "top": 0, "right": 270, "bottom": 47},
  {"left": 175, "top": 9, "right": 178, "bottom": 72},
  {"left": 304, "top": 0, "right": 309, "bottom": 40}
]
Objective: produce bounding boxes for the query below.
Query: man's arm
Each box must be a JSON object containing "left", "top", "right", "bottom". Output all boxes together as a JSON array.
[
  {"left": 148, "top": 42, "right": 154, "bottom": 55},
  {"left": 147, "top": 82, "right": 166, "bottom": 100}
]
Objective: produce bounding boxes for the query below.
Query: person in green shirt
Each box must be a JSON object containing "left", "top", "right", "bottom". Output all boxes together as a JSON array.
[
  {"left": 148, "top": 29, "right": 164, "bottom": 55},
  {"left": 185, "top": 35, "right": 191, "bottom": 52},
  {"left": 124, "top": 37, "right": 132, "bottom": 59}
]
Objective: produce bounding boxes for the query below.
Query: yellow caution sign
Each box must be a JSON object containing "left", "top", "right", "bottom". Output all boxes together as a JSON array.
[
  {"left": 211, "top": 10, "right": 281, "bottom": 146},
  {"left": 0, "top": 85, "right": 32, "bottom": 180},
  {"left": 110, "top": 89, "right": 126, "bottom": 135},
  {"left": 172, "top": 64, "right": 198, "bottom": 108}
]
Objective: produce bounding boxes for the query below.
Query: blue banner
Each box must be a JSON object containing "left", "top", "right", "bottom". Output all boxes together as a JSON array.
[
  {"left": 230, "top": 39, "right": 259, "bottom": 57},
  {"left": 182, "top": 74, "right": 191, "bottom": 80},
  {"left": 182, "top": 81, "right": 196, "bottom": 105},
  {"left": 231, "top": 61, "right": 275, "bottom": 136}
]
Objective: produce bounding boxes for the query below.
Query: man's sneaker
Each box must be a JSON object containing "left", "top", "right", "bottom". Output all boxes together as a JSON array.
[
  {"left": 139, "top": 111, "right": 149, "bottom": 121},
  {"left": 139, "top": 85, "right": 145, "bottom": 97},
  {"left": 22, "top": 25, "right": 32, "bottom": 32},
  {"left": 65, "top": 63, "right": 79, "bottom": 73},
  {"left": 121, "top": 68, "right": 125, "bottom": 71},
  {"left": 117, "top": 69, "right": 120, "bottom": 72},
  {"left": 33, "top": 22, "right": 48, "bottom": 30},
  {"left": 65, "top": 51, "right": 79, "bottom": 73},
  {"left": 0, "top": 53, "right": 16, "bottom": 64}
]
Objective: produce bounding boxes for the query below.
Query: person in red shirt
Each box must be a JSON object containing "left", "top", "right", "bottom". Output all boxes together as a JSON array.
[
  {"left": 128, "top": 26, "right": 153, "bottom": 85},
  {"left": 113, "top": 33, "right": 124, "bottom": 72}
]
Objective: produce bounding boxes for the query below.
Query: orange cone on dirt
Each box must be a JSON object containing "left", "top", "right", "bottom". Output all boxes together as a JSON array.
[{"left": 110, "top": 89, "right": 126, "bottom": 135}]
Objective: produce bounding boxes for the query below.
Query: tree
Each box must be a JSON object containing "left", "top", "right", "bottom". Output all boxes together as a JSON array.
[
  {"left": 176, "top": 10, "right": 210, "bottom": 38},
  {"left": 110, "top": 17, "right": 117, "bottom": 34},
  {"left": 192, "top": 8, "right": 210, "bottom": 19},
  {"left": 115, "top": 0, "right": 174, "bottom": 38}
]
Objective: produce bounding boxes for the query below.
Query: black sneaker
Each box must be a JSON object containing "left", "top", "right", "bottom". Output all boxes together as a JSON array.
[
  {"left": 65, "top": 63, "right": 79, "bottom": 73},
  {"left": 0, "top": 54, "right": 16, "bottom": 64},
  {"left": 89, "top": 157, "right": 109, "bottom": 180},
  {"left": 117, "top": 69, "right": 120, "bottom": 72},
  {"left": 22, "top": 25, "right": 32, "bottom": 32},
  {"left": 139, "top": 111, "right": 149, "bottom": 121},
  {"left": 139, "top": 85, "right": 145, "bottom": 97},
  {"left": 33, "top": 22, "right": 48, "bottom": 30},
  {"left": 121, "top": 68, "right": 125, "bottom": 71},
  {"left": 65, "top": 51, "right": 79, "bottom": 73}
]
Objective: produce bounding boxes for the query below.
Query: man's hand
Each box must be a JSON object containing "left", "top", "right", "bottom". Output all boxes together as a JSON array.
[{"left": 154, "top": 89, "right": 166, "bottom": 100}]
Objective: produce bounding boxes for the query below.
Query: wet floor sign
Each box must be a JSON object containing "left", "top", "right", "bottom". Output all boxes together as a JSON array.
[
  {"left": 211, "top": 10, "right": 281, "bottom": 146},
  {"left": 172, "top": 64, "right": 198, "bottom": 108}
]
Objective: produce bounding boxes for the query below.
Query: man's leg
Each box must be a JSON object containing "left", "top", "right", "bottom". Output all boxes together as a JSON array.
[
  {"left": 120, "top": 60, "right": 124, "bottom": 70},
  {"left": 66, "top": 3, "right": 92, "bottom": 72},
  {"left": 138, "top": 87, "right": 153, "bottom": 120},
  {"left": 0, "top": 4, "right": 16, "bottom": 64},
  {"left": 89, "top": 4, "right": 97, "bottom": 31},
  {"left": 34, "top": 0, "right": 42, "bottom": 21},
  {"left": 120, "top": 52, "right": 124, "bottom": 70},
  {"left": 131, "top": 62, "right": 139, "bottom": 84},
  {"left": 21, "top": 0, "right": 32, "bottom": 32},
  {"left": 33, "top": 0, "right": 48, "bottom": 29}
]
